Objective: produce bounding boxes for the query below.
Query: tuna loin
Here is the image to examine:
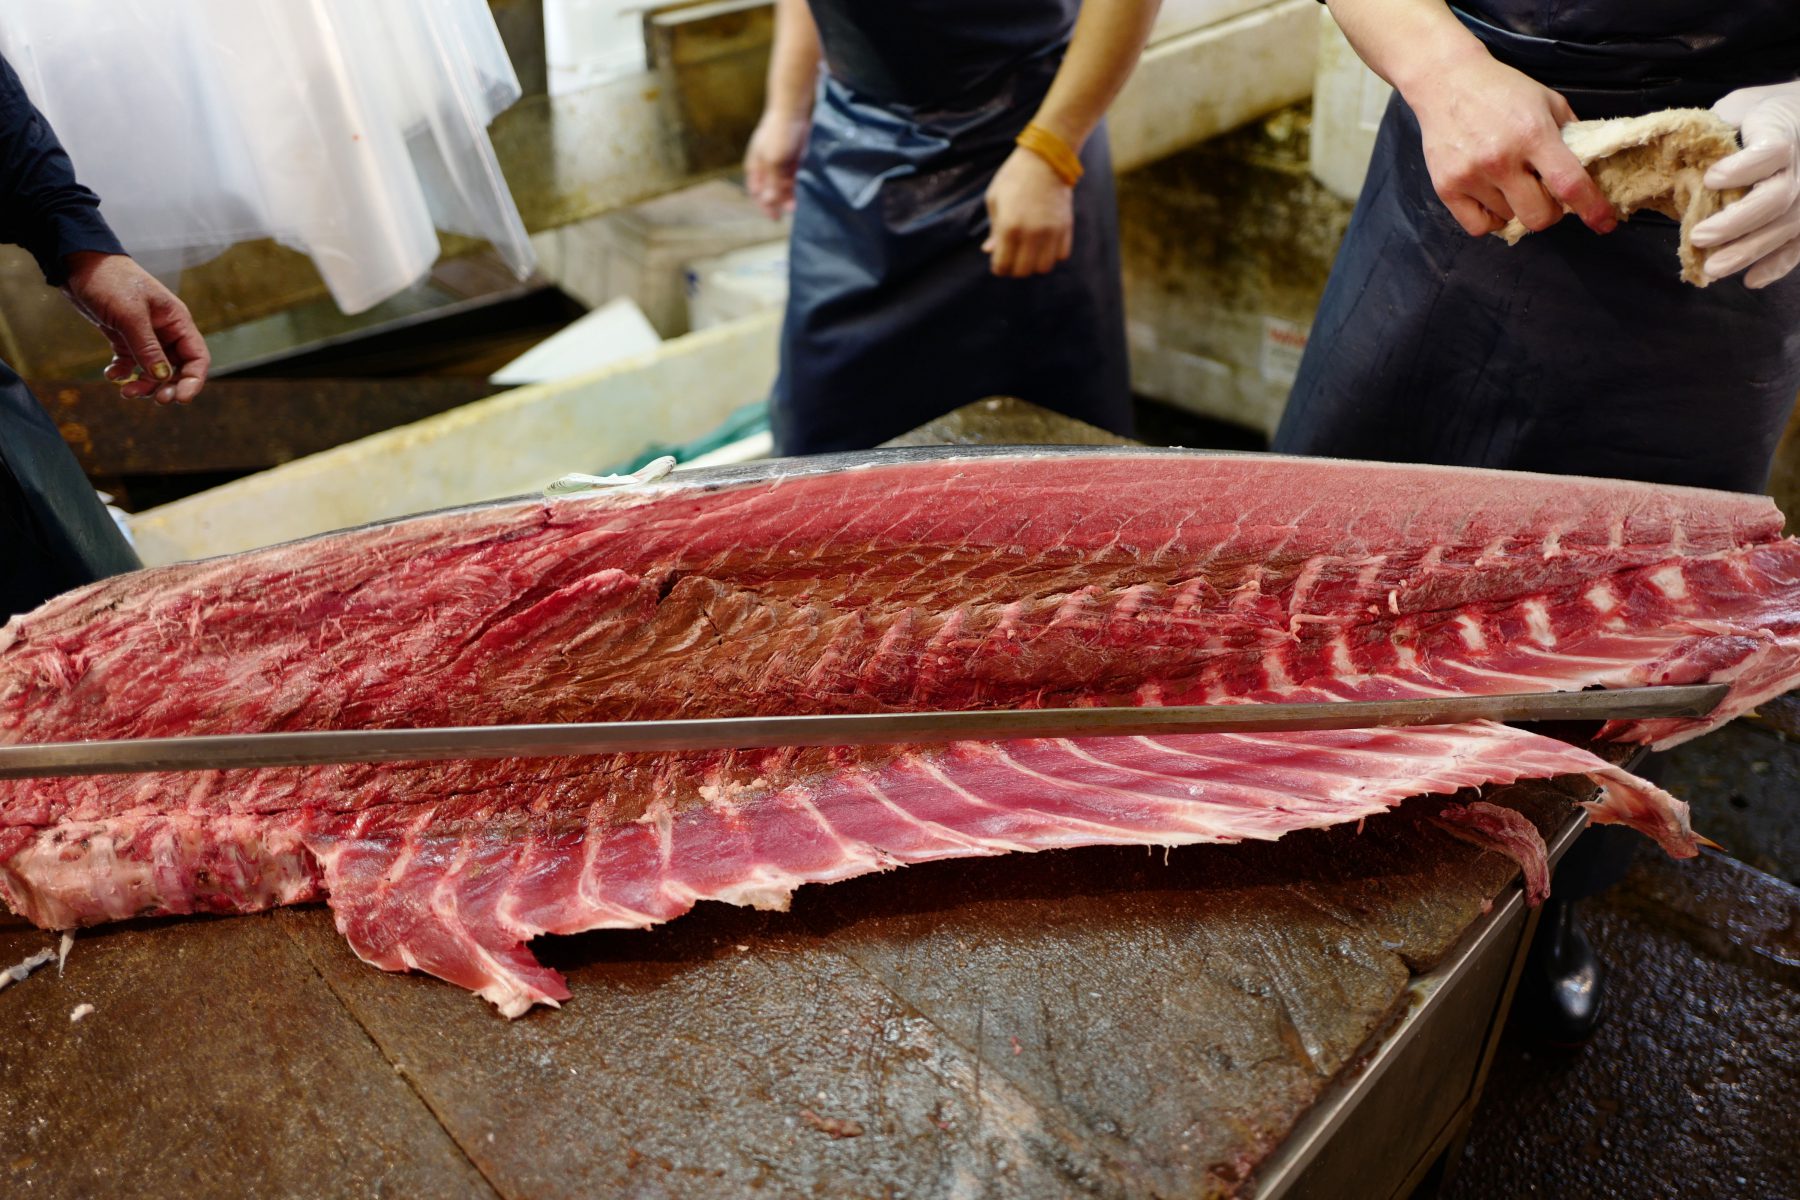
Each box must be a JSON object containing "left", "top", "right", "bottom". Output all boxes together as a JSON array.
[{"left": 2, "top": 449, "right": 1797, "bottom": 1015}]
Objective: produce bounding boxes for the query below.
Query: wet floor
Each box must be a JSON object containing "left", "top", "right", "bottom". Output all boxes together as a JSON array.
[
  {"left": 1446, "top": 722, "right": 1800, "bottom": 1200},
  {"left": 1663, "top": 721, "right": 1800, "bottom": 890}
]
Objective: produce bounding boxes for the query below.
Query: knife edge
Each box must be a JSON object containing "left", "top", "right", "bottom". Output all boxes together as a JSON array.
[{"left": 0, "top": 684, "right": 1729, "bottom": 781}]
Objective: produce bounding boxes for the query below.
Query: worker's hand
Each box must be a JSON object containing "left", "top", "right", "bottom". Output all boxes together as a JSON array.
[
  {"left": 982, "top": 147, "right": 1074, "bottom": 278},
  {"left": 1403, "top": 50, "right": 1616, "bottom": 238},
  {"left": 1691, "top": 82, "right": 1800, "bottom": 288},
  {"left": 59, "top": 252, "right": 209, "bottom": 406},
  {"left": 745, "top": 108, "right": 810, "bottom": 219}
]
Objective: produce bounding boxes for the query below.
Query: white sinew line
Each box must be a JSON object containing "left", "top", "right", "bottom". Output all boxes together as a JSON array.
[
  {"left": 841, "top": 766, "right": 1011, "bottom": 855},
  {"left": 982, "top": 742, "right": 1262, "bottom": 835},
  {"left": 908, "top": 754, "right": 1127, "bottom": 847}
]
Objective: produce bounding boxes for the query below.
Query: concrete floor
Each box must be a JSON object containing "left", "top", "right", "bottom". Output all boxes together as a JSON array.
[{"left": 1446, "top": 724, "right": 1800, "bottom": 1200}]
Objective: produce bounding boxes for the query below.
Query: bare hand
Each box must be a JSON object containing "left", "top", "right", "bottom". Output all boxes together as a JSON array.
[
  {"left": 982, "top": 148, "right": 1074, "bottom": 277},
  {"left": 60, "top": 252, "right": 209, "bottom": 405},
  {"left": 1405, "top": 53, "right": 1616, "bottom": 238},
  {"left": 744, "top": 109, "right": 811, "bottom": 219}
]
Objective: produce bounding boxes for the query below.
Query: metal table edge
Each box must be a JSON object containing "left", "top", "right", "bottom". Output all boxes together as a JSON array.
[{"left": 1249, "top": 805, "right": 1591, "bottom": 1198}]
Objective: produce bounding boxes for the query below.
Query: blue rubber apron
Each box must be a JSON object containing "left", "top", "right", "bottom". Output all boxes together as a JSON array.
[
  {"left": 1273, "top": 0, "right": 1800, "bottom": 494},
  {"left": 0, "top": 364, "right": 139, "bottom": 617},
  {"left": 769, "top": 0, "right": 1132, "bottom": 455}
]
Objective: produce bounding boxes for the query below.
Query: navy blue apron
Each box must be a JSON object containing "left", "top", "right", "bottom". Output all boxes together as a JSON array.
[
  {"left": 1274, "top": 0, "right": 1800, "bottom": 495},
  {"left": 769, "top": 0, "right": 1132, "bottom": 455},
  {"left": 1275, "top": 2, "right": 1800, "bottom": 895},
  {"left": 0, "top": 364, "right": 139, "bottom": 618}
]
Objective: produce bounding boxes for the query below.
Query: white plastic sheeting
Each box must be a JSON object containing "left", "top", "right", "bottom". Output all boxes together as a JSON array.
[{"left": 0, "top": 0, "right": 535, "bottom": 313}]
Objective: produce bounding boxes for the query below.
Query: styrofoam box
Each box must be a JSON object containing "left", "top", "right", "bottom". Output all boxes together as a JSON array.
[
  {"left": 1308, "top": 8, "right": 1393, "bottom": 203},
  {"left": 532, "top": 179, "right": 790, "bottom": 336},
  {"left": 685, "top": 239, "right": 789, "bottom": 332}
]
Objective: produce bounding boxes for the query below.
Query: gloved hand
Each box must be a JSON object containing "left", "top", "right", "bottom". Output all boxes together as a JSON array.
[{"left": 1692, "top": 81, "right": 1800, "bottom": 288}]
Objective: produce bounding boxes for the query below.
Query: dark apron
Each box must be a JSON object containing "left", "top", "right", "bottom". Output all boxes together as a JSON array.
[
  {"left": 1274, "top": 2, "right": 1800, "bottom": 895},
  {"left": 1273, "top": 0, "right": 1800, "bottom": 495},
  {"left": 769, "top": 1, "right": 1132, "bottom": 455},
  {"left": 0, "top": 363, "right": 139, "bottom": 618}
]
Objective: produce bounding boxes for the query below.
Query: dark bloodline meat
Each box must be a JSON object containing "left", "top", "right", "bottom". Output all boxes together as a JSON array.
[
  {"left": 2, "top": 451, "right": 1797, "bottom": 1015},
  {"left": 1434, "top": 801, "right": 1557, "bottom": 905}
]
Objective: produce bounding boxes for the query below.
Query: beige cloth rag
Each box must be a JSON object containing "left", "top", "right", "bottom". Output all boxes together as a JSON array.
[{"left": 1499, "top": 108, "right": 1745, "bottom": 287}]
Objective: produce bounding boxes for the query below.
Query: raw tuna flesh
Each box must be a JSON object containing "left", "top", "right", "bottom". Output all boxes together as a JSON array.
[
  {"left": 3, "top": 449, "right": 1797, "bottom": 1016},
  {"left": 1433, "top": 801, "right": 1557, "bottom": 905}
]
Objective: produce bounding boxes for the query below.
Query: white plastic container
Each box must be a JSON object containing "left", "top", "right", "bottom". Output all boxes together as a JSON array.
[
  {"left": 489, "top": 297, "right": 662, "bottom": 387},
  {"left": 129, "top": 312, "right": 782, "bottom": 566},
  {"left": 685, "top": 240, "right": 790, "bottom": 331},
  {"left": 1308, "top": 8, "right": 1393, "bottom": 203},
  {"left": 543, "top": 0, "right": 649, "bottom": 96},
  {"left": 534, "top": 181, "right": 789, "bottom": 336}
]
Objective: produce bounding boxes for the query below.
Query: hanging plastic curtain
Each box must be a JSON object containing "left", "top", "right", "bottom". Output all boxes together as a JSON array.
[{"left": 0, "top": 0, "right": 535, "bottom": 314}]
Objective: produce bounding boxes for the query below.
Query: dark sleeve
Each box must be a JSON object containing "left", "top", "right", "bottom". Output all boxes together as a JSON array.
[{"left": 0, "top": 51, "right": 124, "bottom": 286}]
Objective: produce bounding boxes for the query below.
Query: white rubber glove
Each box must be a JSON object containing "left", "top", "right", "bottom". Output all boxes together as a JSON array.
[{"left": 1692, "top": 81, "right": 1800, "bottom": 288}]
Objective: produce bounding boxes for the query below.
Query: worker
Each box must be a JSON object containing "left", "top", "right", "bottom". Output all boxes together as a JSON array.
[
  {"left": 743, "top": 0, "right": 1161, "bottom": 454},
  {"left": 0, "top": 51, "right": 208, "bottom": 619},
  {"left": 1273, "top": 0, "right": 1800, "bottom": 1042}
]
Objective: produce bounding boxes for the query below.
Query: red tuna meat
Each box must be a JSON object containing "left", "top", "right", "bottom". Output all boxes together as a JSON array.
[{"left": 2, "top": 449, "right": 1796, "bottom": 1015}]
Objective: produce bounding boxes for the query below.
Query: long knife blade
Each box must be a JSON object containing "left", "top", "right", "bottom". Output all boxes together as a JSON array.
[{"left": 0, "top": 684, "right": 1728, "bottom": 781}]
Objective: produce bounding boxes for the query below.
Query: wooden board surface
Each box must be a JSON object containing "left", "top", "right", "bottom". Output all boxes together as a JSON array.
[
  {"left": 34, "top": 379, "right": 501, "bottom": 477},
  {"left": 0, "top": 911, "right": 495, "bottom": 1198},
  {"left": 0, "top": 781, "right": 1583, "bottom": 1200}
]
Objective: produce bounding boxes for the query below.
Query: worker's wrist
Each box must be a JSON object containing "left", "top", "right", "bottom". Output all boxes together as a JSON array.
[
  {"left": 1024, "top": 111, "right": 1089, "bottom": 155},
  {"left": 1015, "top": 123, "right": 1084, "bottom": 187},
  {"left": 37, "top": 223, "right": 125, "bottom": 287},
  {"left": 54, "top": 250, "right": 124, "bottom": 290},
  {"left": 760, "top": 72, "right": 817, "bottom": 125},
  {"left": 62, "top": 249, "right": 121, "bottom": 271},
  {"left": 759, "top": 94, "right": 814, "bottom": 126},
  {"left": 1386, "top": 26, "right": 1493, "bottom": 107}
]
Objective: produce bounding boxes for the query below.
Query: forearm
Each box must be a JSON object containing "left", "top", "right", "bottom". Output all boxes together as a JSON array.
[
  {"left": 1324, "top": 0, "right": 1493, "bottom": 102},
  {"left": 0, "top": 53, "right": 121, "bottom": 284},
  {"left": 764, "top": 0, "right": 823, "bottom": 119},
  {"left": 1028, "top": 0, "right": 1163, "bottom": 150}
]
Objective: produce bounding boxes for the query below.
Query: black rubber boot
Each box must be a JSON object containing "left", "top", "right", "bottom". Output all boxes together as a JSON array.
[{"left": 1519, "top": 894, "right": 1606, "bottom": 1047}]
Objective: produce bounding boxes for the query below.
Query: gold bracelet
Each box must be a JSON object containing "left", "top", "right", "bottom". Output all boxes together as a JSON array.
[{"left": 1015, "top": 123, "right": 1084, "bottom": 186}]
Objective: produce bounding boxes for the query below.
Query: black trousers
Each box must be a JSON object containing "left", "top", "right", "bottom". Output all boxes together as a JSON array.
[{"left": 0, "top": 363, "right": 138, "bottom": 618}]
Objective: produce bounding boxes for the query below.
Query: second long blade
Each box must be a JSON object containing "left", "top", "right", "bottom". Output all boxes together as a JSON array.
[{"left": 0, "top": 684, "right": 1729, "bottom": 781}]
